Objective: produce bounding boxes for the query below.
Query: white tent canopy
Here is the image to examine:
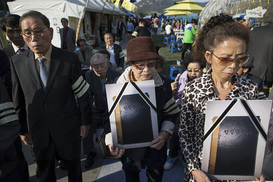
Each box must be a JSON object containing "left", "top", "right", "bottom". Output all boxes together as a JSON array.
[{"left": 8, "top": 0, "right": 124, "bottom": 47}]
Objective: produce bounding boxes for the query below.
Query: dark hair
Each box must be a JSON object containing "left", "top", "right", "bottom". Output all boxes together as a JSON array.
[
  {"left": 192, "top": 14, "right": 250, "bottom": 62},
  {"left": 77, "top": 39, "right": 86, "bottom": 47},
  {"left": 0, "top": 14, "right": 21, "bottom": 32},
  {"left": 191, "top": 19, "right": 198, "bottom": 25},
  {"left": 139, "top": 19, "right": 148, "bottom": 27},
  {"left": 183, "top": 53, "right": 203, "bottom": 69},
  {"left": 61, "top": 18, "right": 68, "bottom": 23},
  {"left": 20, "top": 11, "right": 50, "bottom": 28},
  {"left": 98, "top": 49, "right": 110, "bottom": 59}
]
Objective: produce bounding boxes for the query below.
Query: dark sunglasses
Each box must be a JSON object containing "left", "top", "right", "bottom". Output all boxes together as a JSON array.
[
  {"left": 211, "top": 52, "right": 249, "bottom": 65},
  {"left": 133, "top": 62, "right": 157, "bottom": 70}
]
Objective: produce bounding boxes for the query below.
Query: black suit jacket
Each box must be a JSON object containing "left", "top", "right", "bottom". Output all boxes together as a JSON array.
[
  {"left": 0, "top": 50, "right": 12, "bottom": 98},
  {"left": 2, "top": 45, "right": 16, "bottom": 59},
  {"left": 60, "top": 27, "right": 76, "bottom": 52},
  {"left": 10, "top": 46, "right": 92, "bottom": 150},
  {"left": 117, "top": 21, "right": 125, "bottom": 32},
  {"left": 85, "top": 68, "right": 120, "bottom": 130},
  {"left": 101, "top": 44, "right": 124, "bottom": 69},
  {"left": 249, "top": 24, "right": 273, "bottom": 84}
]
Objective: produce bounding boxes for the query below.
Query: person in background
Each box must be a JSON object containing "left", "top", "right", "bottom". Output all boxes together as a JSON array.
[
  {"left": 83, "top": 53, "right": 121, "bottom": 169},
  {"left": 179, "top": 14, "right": 258, "bottom": 182},
  {"left": 133, "top": 18, "right": 138, "bottom": 29},
  {"left": 247, "top": 18, "right": 253, "bottom": 29},
  {"left": 256, "top": 89, "right": 273, "bottom": 182},
  {"left": 101, "top": 33, "right": 124, "bottom": 72},
  {"left": 75, "top": 39, "right": 96, "bottom": 68},
  {"left": 97, "top": 48, "right": 117, "bottom": 71},
  {"left": 132, "top": 19, "right": 151, "bottom": 38},
  {"left": 261, "top": 89, "right": 273, "bottom": 180},
  {"left": 60, "top": 17, "right": 76, "bottom": 52},
  {"left": 0, "top": 77, "right": 20, "bottom": 182},
  {"left": 181, "top": 19, "right": 198, "bottom": 60},
  {"left": 165, "top": 22, "right": 172, "bottom": 36},
  {"left": 0, "top": 14, "right": 30, "bottom": 181},
  {"left": 248, "top": 22, "right": 273, "bottom": 93},
  {"left": 242, "top": 19, "right": 247, "bottom": 26},
  {"left": 161, "top": 17, "right": 165, "bottom": 32},
  {"left": 0, "top": 14, "right": 28, "bottom": 59},
  {"left": 105, "top": 36, "right": 180, "bottom": 182},
  {"left": 153, "top": 16, "right": 159, "bottom": 35},
  {"left": 126, "top": 18, "right": 134, "bottom": 41},
  {"left": 0, "top": 14, "right": 27, "bottom": 97},
  {"left": 11, "top": 10, "right": 92, "bottom": 182},
  {"left": 237, "top": 56, "right": 266, "bottom": 99},
  {"left": 164, "top": 53, "right": 203, "bottom": 171},
  {"left": 117, "top": 17, "right": 125, "bottom": 42}
]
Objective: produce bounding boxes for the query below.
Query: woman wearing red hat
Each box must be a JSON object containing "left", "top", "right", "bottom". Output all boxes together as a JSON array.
[{"left": 105, "top": 36, "right": 180, "bottom": 182}]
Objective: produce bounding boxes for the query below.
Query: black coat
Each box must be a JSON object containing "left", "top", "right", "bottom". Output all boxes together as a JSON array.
[
  {"left": 101, "top": 44, "right": 124, "bottom": 69},
  {"left": 249, "top": 24, "right": 273, "bottom": 85},
  {"left": 10, "top": 46, "right": 92, "bottom": 158},
  {"left": 2, "top": 45, "right": 16, "bottom": 59},
  {"left": 85, "top": 68, "right": 121, "bottom": 130},
  {"left": 0, "top": 49, "right": 12, "bottom": 98},
  {"left": 0, "top": 77, "right": 20, "bottom": 179}
]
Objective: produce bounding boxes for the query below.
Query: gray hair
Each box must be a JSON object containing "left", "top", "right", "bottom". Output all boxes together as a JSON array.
[{"left": 90, "top": 53, "right": 108, "bottom": 65}]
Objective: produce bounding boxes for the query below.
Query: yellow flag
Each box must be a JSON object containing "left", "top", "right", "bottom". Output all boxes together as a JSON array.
[{"left": 115, "top": 0, "right": 120, "bottom": 7}]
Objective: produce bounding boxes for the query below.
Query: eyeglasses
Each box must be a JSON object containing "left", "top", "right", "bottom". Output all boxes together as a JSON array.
[
  {"left": 211, "top": 52, "right": 249, "bottom": 65},
  {"left": 187, "top": 69, "right": 201, "bottom": 73},
  {"left": 133, "top": 62, "right": 157, "bottom": 70},
  {"left": 21, "top": 28, "right": 48, "bottom": 38}
]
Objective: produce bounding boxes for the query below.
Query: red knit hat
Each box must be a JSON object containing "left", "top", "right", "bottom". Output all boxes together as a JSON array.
[{"left": 126, "top": 37, "right": 160, "bottom": 63}]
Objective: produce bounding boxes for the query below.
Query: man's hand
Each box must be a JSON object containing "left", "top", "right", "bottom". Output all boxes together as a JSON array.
[
  {"left": 150, "top": 131, "right": 170, "bottom": 150},
  {"left": 191, "top": 170, "right": 211, "bottom": 182},
  {"left": 108, "top": 144, "right": 124, "bottom": 158},
  {"left": 80, "top": 125, "right": 90, "bottom": 139},
  {"left": 20, "top": 133, "right": 32, "bottom": 146}
]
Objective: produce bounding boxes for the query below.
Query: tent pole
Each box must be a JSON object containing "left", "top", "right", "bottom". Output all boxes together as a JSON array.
[{"left": 76, "top": 0, "right": 90, "bottom": 42}]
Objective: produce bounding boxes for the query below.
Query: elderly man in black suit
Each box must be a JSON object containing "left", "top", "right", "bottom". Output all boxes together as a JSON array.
[
  {"left": 101, "top": 33, "right": 124, "bottom": 72},
  {"left": 60, "top": 18, "right": 76, "bottom": 52},
  {"left": 10, "top": 11, "right": 92, "bottom": 182},
  {"left": 83, "top": 53, "right": 121, "bottom": 169}
]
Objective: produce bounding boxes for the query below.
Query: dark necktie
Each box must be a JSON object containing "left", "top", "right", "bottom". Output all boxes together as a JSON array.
[
  {"left": 17, "top": 48, "right": 24, "bottom": 54},
  {"left": 37, "top": 57, "right": 47, "bottom": 91}
]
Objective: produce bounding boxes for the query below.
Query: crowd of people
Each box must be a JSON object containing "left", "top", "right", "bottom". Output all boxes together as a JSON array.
[{"left": 0, "top": 10, "right": 272, "bottom": 182}]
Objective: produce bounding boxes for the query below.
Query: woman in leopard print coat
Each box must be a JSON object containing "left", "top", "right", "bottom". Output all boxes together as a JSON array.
[{"left": 178, "top": 14, "right": 259, "bottom": 182}]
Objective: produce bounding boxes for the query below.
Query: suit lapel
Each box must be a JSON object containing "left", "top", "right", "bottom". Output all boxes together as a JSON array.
[
  {"left": 25, "top": 51, "right": 43, "bottom": 91},
  {"left": 44, "top": 46, "right": 61, "bottom": 99}
]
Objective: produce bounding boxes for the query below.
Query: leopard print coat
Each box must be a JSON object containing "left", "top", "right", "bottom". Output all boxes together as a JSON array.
[{"left": 178, "top": 69, "right": 258, "bottom": 182}]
